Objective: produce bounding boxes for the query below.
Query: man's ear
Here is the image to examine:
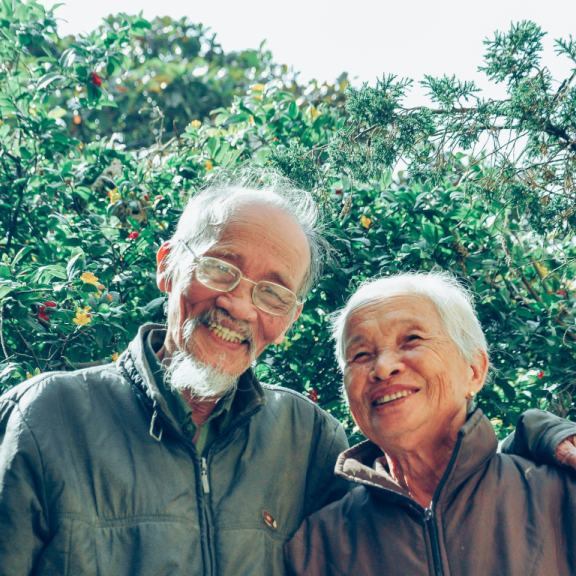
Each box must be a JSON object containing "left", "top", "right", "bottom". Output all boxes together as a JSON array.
[
  {"left": 469, "top": 349, "right": 489, "bottom": 396},
  {"left": 272, "top": 303, "right": 303, "bottom": 345},
  {"left": 156, "top": 242, "right": 172, "bottom": 293}
]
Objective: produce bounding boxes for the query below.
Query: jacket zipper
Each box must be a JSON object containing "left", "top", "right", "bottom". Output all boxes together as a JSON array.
[
  {"left": 201, "top": 457, "right": 210, "bottom": 493},
  {"left": 424, "top": 504, "right": 444, "bottom": 576},
  {"left": 195, "top": 407, "right": 263, "bottom": 576}
]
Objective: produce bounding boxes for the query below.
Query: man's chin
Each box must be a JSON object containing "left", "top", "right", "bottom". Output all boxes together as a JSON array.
[{"left": 165, "top": 350, "right": 240, "bottom": 400}]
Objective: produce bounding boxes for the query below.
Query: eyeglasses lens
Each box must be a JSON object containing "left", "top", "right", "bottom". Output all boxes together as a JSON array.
[
  {"left": 254, "top": 282, "right": 295, "bottom": 316},
  {"left": 197, "top": 258, "right": 241, "bottom": 291}
]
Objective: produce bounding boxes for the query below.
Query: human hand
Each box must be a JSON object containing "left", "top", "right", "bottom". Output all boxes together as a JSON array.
[{"left": 555, "top": 436, "right": 576, "bottom": 469}]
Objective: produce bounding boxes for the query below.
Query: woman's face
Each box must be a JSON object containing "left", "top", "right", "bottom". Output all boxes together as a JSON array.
[{"left": 343, "top": 294, "right": 486, "bottom": 451}]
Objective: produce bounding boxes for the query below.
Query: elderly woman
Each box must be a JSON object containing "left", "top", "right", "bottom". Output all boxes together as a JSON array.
[{"left": 285, "top": 272, "right": 576, "bottom": 576}]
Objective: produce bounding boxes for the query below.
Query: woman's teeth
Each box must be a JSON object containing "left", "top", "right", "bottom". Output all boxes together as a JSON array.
[
  {"left": 374, "top": 389, "right": 416, "bottom": 406},
  {"left": 208, "top": 322, "right": 243, "bottom": 344}
]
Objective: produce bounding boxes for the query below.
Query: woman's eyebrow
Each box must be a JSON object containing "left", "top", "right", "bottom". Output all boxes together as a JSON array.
[{"left": 345, "top": 334, "right": 366, "bottom": 349}]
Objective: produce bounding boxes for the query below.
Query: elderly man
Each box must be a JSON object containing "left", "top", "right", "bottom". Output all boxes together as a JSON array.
[{"left": 0, "top": 176, "right": 575, "bottom": 576}]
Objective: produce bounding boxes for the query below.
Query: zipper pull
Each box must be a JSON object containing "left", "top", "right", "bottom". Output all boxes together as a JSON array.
[
  {"left": 201, "top": 457, "right": 210, "bottom": 493},
  {"left": 424, "top": 506, "right": 434, "bottom": 521}
]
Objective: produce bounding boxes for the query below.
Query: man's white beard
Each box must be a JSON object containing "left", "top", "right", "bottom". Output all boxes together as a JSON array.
[
  {"left": 163, "top": 311, "right": 254, "bottom": 400},
  {"left": 164, "top": 350, "right": 239, "bottom": 399}
]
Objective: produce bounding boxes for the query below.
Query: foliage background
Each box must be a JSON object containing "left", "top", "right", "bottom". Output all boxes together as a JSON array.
[{"left": 1, "top": 0, "right": 576, "bottom": 442}]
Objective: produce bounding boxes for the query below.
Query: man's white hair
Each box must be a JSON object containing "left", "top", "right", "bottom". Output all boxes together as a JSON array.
[
  {"left": 161, "top": 170, "right": 330, "bottom": 300},
  {"left": 331, "top": 271, "right": 489, "bottom": 371}
]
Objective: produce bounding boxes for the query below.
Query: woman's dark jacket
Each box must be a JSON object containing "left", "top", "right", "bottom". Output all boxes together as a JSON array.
[{"left": 284, "top": 409, "right": 576, "bottom": 576}]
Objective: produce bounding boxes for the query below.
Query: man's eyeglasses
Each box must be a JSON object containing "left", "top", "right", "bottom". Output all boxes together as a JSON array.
[{"left": 179, "top": 240, "right": 302, "bottom": 317}]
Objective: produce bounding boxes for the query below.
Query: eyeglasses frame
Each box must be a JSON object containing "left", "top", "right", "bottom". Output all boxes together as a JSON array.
[{"left": 178, "top": 239, "right": 302, "bottom": 316}]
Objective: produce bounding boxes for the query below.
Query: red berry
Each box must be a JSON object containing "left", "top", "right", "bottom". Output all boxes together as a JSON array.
[
  {"left": 44, "top": 301, "right": 56, "bottom": 308},
  {"left": 307, "top": 389, "right": 319, "bottom": 403},
  {"left": 537, "top": 371, "right": 545, "bottom": 379},
  {"left": 128, "top": 231, "right": 140, "bottom": 240},
  {"left": 143, "top": 194, "right": 150, "bottom": 201},
  {"left": 334, "top": 189, "right": 343, "bottom": 195},
  {"left": 90, "top": 72, "right": 102, "bottom": 87},
  {"left": 557, "top": 290, "right": 566, "bottom": 296},
  {"left": 38, "top": 305, "right": 50, "bottom": 321}
]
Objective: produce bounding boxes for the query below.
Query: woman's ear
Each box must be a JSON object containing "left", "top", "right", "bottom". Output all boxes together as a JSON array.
[
  {"left": 469, "top": 349, "right": 489, "bottom": 396},
  {"left": 156, "top": 242, "right": 171, "bottom": 293}
]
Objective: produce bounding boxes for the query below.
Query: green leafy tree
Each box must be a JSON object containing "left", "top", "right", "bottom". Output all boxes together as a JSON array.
[{"left": 1, "top": 1, "right": 575, "bottom": 442}]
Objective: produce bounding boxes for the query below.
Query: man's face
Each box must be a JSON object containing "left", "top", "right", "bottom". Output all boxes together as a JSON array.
[{"left": 158, "top": 202, "right": 310, "bottom": 377}]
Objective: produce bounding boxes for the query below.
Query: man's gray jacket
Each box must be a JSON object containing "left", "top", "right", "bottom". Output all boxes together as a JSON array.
[{"left": 0, "top": 324, "right": 349, "bottom": 576}]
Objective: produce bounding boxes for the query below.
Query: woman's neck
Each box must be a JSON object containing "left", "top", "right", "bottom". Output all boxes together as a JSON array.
[{"left": 381, "top": 413, "right": 466, "bottom": 508}]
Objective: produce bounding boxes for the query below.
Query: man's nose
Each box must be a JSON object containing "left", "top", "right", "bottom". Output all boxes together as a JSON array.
[
  {"left": 370, "top": 350, "right": 406, "bottom": 381},
  {"left": 215, "top": 281, "right": 258, "bottom": 323}
]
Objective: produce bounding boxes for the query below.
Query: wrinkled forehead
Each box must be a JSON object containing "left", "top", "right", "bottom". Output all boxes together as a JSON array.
[
  {"left": 206, "top": 198, "right": 311, "bottom": 289},
  {"left": 343, "top": 293, "right": 443, "bottom": 341}
]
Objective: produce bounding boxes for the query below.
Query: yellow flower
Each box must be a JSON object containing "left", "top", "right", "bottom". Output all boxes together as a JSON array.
[
  {"left": 361, "top": 215, "right": 372, "bottom": 229},
  {"left": 205, "top": 160, "right": 214, "bottom": 171},
  {"left": 111, "top": 353, "right": 119, "bottom": 362},
  {"left": 31, "top": 255, "right": 37, "bottom": 262},
  {"left": 80, "top": 272, "right": 99, "bottom": 286},
  {"left": 73, "top": 306, "right": 92, "bottom": 326},
  {"left": 306, "top": 106, "right": 322, "bottom": 120},
  {"left": 108, "top": 188, "right": 120, "bottom": 204},
  {"left": 250, "top": 83, "right": 265, "bottom": 100},
  {"left": 190, "top": 119, "right": 201, "bottom": 128},
  {"left": 26, "top": 372, "right": 33, "bottom": 379}
]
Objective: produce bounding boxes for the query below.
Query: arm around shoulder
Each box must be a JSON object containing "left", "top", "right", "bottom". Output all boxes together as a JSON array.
[{"left": 500, "top": 408, "right": 576, "bottom": 467}]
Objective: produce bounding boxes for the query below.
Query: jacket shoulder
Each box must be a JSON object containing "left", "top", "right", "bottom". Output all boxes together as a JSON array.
[
  {"left": 261, "top": 383, "right": 341, "bottom": 428},
  {"left": 0, "top": 363, "right": 131, "bottom": 416}
]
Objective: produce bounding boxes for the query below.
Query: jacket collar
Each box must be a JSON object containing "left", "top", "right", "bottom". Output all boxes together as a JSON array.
[
  {"left": 117, "top": 323, "right": 267, "bottom": 439},
  {"left": 335, "top": 409, "right": 498, "bottom": 507}
]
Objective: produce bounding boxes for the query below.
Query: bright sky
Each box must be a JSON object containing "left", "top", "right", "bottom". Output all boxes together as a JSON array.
[{"left": 44, "top": 0, "right": 576, "bottom": 105}]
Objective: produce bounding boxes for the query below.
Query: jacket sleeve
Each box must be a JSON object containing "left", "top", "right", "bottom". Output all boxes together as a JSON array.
[
  {"left": 0, "top": 397, "right": 49, "bottom": 576},
  {"left": 500, "top": 408, "right": 576, "bottom": 466},
  {"left": 306, "top": 417, "right": 351, "bottom": 516}
]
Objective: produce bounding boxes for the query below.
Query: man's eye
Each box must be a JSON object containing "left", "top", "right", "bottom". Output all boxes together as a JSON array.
[
  {"left": 406, "top": 335, "right": 421, "bottom": 342},
  {"left": 352, "top": 352, "right": 368, "bottom": 361}
]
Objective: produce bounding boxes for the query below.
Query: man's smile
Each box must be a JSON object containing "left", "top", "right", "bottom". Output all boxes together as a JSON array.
[{"left": 206, "top": 320, "right": 247, "bottom": 345}]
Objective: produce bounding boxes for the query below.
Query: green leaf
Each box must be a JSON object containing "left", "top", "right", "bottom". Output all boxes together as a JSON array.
[
  {"left": 47, "top": 106, "right": 67, "bottom": 119},
  {"left": 11, "top": 247, "right": 32, "bottom": 269},
  {"left": 37, "top": 72, "right": 65, "bottom": 91},
  {"left": 59, "top": 48, "right": 76, "bottom": 69},
  {"left": 223, "top": 113, "right": 250, "bottom": 127},
  {"left": 206, "top": 136, "right": 220, "bottom": 159},
  {"left": 66, "top": 253, "right": 85, "bottom": 281}
]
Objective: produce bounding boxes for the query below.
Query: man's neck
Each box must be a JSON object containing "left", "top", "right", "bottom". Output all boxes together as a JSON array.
[{"left": 181, "top": 389, "right": 220, "bottom": 432}]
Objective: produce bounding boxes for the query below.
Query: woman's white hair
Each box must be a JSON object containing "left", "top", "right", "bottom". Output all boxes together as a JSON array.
[
  {"left": 331, "top": 271, "right": 489, "bottom": 372},
  {"left": 161, "top": 170, "right": 330, "bottom": 300}
]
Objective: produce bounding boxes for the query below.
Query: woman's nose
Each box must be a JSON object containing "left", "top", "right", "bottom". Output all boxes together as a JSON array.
[
  {"left": 370, "top": 350, "right": 406, "bottom": 381},
  {"left": 215, "top": 282, "right": 258, "bottom": 323}
]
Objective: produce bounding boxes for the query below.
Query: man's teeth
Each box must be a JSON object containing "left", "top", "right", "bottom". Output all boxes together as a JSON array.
[
  {"left": 208, "top": 322, "right": 244, "bottom": 344},
  {"left": 374, "top": 389, "right": 416, "bottom": 405}
]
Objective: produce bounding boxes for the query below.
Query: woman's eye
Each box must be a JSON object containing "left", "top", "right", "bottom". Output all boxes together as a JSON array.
[{"left": 406, "top": 335, "right": 421, "bottom": 342}]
